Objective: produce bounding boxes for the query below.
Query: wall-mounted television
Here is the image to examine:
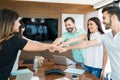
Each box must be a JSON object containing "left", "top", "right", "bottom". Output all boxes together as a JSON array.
[{"left": 21, "top": 18, "right": 58, "bottom": 42}]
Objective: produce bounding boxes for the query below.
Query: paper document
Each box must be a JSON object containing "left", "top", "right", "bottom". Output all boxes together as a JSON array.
[
  {"left": 54, "top": 77, "right": 70, "bottom": 80},
  {"left": 64, "top": 68, "right": 85, "bottom": 74}
]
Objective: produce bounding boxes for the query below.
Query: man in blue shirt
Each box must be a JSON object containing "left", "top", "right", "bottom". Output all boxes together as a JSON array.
[{"left": 51, "top": 17, "right": 86, "bottom": 67}]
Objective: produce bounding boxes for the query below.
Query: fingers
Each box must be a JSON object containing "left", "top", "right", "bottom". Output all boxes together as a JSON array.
[
  {"left": 49, "top": 43, "right": 58, "bottom": 52},
  {"left": 59, "top": 47, "right": 68, "bottom": 53},
  {"left": 49, "top": 43, "right": 68, "bottom": 53},
  {"left": 59, "top": 49, "right": 67, "bottom": 53},
  {"left": 100, "top": 70, "right": 104, "bottom": 80}
]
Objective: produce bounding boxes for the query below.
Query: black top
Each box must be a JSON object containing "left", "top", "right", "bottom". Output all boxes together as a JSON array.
[{"left": 0, "top": 36, "right": 27, "bottom": 80}]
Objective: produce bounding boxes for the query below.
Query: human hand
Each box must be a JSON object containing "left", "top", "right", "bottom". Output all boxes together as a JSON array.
[
  {"left": 100, "top": 69, "right": 104, "bottom": 80},
  {"left": 57, "top": 45, "right": 69, "bottom": 53},
  {"left": 49, "top": 43, "right": 58, "bottom": 53}
]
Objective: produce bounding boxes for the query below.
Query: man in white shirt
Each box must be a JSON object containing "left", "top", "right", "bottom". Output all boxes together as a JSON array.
[{"left": 59, "top": 6, "right": 120, "bottom": 80}]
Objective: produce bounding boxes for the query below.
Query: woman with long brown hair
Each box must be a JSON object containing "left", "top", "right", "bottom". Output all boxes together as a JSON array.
[{"left": 0, "top": 9, "right": 52, "bottom": 80}]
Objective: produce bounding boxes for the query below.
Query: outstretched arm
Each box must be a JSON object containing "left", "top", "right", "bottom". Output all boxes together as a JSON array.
[
  {"left": 52, "top": 37, "right": 64, "bottom": 45},
  {"left": 61, "top": 34, "right": 87, "bottom": 46},
  {"left": 49, "top": 37, "right": 64, "bottom": 52},
  {"left": 59, "top": 39, "right": 100, "bottom": 53},
  {"left": 23, "top": 41, "right": 52, "bottom": 51}
]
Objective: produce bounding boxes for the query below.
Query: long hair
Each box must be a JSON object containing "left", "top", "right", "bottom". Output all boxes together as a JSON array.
[
  {"left": 18, "top": 20, "right": 25, "bottom": 38},
  {"left": 0, "top": 9, "right": 19, "bottom": 43},
  {"left": 87, "top": 17, "right": 104, "bottom": 40}
]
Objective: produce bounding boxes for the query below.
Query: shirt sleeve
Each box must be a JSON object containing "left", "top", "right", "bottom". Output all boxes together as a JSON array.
[
  {"left": 61, "top": 32, "right": 68, "bottom": 41},
  {"left": 79, "top": 28, "right": 87, "bottom": 34},
  {"left": 11, "top": 36, "right": 27, "bottom": 50},
  {"left": 96, "top": 35, "right": 104, "bottom": 45}
]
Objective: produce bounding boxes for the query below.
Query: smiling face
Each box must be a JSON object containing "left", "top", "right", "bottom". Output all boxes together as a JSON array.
[
  {"left": 88, "top": 20, "right": 98, "bottom": 33},
  {"left": 102, "top": 11, "right": 112, "bottom": 30},
  {"left": 65, "top": 19, "right": 75, "bottom": 33},
  {"left": 13, "top": 18, "right": 21, "bottom": 33}
]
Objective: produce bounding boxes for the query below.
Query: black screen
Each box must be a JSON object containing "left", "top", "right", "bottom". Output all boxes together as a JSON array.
[{"left": 21, "top": 18, "right": 58, "bottom": 42}]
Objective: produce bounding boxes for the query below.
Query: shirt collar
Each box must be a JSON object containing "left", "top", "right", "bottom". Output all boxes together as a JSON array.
[{"left": 109, "top": 31, "right": 120, "bottom": 37}]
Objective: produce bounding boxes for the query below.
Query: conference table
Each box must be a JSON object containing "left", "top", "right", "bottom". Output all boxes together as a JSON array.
[{"left": 10, "top": 59, "right": 98, "bottom": 80}]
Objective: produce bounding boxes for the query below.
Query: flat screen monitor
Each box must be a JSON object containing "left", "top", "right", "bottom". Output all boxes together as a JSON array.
[{"left": 21, "top": 18, "right": 58, "bottom": 42}]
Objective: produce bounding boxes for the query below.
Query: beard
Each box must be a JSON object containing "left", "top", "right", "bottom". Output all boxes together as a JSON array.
[
  {"left": 105, "top": 23, "right": 111, "bottom": 29},
  {"left": 105, "top": 18, "right": 112, "bottom": 30},
  {"left": 66, "top": 28, "right": 74, "bottom": 32}
]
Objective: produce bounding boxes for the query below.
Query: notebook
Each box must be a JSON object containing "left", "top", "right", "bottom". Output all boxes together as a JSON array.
[
  {"left": 15, "top": 69, "right": 33, "bottom": 80},
  {"left": 53, "top": 55, "right": 75, "bottom": 66}
]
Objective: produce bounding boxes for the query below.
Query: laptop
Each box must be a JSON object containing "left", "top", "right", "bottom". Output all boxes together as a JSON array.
[{"left": 53, "top": 55, "right": 75, "bottom": 66}]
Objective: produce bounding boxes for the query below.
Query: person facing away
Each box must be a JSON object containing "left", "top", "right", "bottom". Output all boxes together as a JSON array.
[
  {"left": 11, "top": 21, "right": 25, "bottom": 74},
  {"left": 0, "top": 9, "right": 53, "bottom": 80},
  {"left": 11, "top": 21, "right": 39, "bottom": 74},
  {"left": 58, "top": 6, "right": 120, "bottom": 80},
  {"left": 50, "top": 17, "right": 86, "bottom": 67}
]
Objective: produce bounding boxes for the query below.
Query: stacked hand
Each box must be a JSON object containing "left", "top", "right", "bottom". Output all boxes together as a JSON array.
[
  {"left": 49, "top": 43, "right": 58, "bottom": 52},
  {"left": 58, "top": 45, "right": 69, "bottom": 53},
  {"left": 49, "top": 43, "right": 69, "bottom": 53}
]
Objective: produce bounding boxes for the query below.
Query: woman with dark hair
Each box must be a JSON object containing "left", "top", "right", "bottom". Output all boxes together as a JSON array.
[
  {"left": 87, "top": 17, "right": 104, "bottom": 40},
  {"left": 83, "top": 17, "right": 106, "bottom": 79},
  {"left": 0, "top": 9, "right": 52, "bottom": 80},
  {"left": 11, "top": 20, "right": 25, "bottom": 74}
]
